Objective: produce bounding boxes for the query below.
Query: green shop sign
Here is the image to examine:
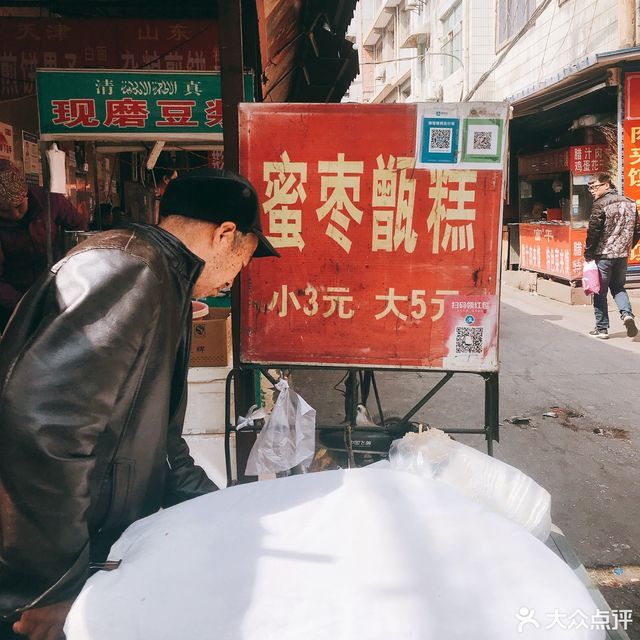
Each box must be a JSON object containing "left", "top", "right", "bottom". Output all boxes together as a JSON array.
[{"left": 36, "top": 69, "right": 253, "bottom": 139}]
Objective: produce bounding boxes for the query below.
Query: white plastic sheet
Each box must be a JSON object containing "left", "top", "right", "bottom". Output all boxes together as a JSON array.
[
  {"left": 390, "top": 429, "right": 552, "bottom": 541},
  {"left": 245, "top": 379, "right": 316, "bottom": 475},
  {"left": 66, "top": 468, "right": 602, "bottom": 640}
]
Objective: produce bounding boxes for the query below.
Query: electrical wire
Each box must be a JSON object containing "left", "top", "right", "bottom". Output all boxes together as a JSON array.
[
  {"left": 463, "top": 0, "right": 555, "bottom": 101},
  {"left": 536, "top": 0, "right": 558, "bottom": 82},
  {"left": 360, "top": 51, "right": 463, "bottom": 67},
  {"left": 582, "top": 0, "right": 600, "bottom": 56},
  {"left": 360, "top": 54, "right": 421, "bottom": 65}
]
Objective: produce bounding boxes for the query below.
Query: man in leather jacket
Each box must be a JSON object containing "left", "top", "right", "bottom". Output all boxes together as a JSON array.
[
  {"left": 0, "top": 169, "right": 279, "bottom": 640},
  {"left": 584, "top": 173, "right": 640, "bottom": 339}
]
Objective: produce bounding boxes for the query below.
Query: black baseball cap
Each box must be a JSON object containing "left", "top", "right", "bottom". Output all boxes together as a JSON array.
[{"left": 159, "top": 168, "right": 280, "bottom": 258}]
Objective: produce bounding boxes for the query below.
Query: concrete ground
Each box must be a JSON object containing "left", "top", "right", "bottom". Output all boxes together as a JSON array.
[{"left": 290, "top": 285, "right": 640, "bottom": 637}]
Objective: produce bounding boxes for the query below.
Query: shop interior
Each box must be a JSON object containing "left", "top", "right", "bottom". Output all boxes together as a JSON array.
[{"left": 507, "top": 82, "right": 618, "bottom": 225}]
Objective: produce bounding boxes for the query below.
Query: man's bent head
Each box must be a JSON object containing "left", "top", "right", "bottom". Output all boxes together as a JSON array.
[
  {"left": 159, "top": 168, "right": 279, "bottom": 258},
  {"left": 159, "top": 169, "right": 278, "bottom": 298}
]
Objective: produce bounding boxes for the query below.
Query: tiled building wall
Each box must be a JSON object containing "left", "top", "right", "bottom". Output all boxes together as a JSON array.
[
  {"left": 468, "top": 0, "right": 497, "bottom": 101},
  {"left": 488, "top": 0, "right": 618, "bottom": 99}
]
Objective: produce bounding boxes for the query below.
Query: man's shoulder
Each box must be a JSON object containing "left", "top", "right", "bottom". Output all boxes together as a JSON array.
[
  {"left": 599, "top": 191, "right": 630, "bottom": 205},
  {"left": 55, "top": 228, "right": 167, "bottom": 278},
  {"left": 592, "top": 191, "right": 628, "bottom": 213}
]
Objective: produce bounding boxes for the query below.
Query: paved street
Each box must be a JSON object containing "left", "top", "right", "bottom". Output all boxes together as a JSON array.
[{"left": 292, "top": 285, "right": 640, "bottom": 637}]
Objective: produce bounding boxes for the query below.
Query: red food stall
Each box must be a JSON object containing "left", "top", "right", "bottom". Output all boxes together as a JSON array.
[{"left": 517, "top": 145, "right": 606, "bottom": 282}]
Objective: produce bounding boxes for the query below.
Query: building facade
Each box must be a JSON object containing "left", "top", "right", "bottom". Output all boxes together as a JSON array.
[{"left": 347, "top": 0, "right": 630, "bottom": 104}]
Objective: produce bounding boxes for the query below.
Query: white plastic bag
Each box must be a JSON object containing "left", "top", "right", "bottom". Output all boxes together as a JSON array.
[
  {"left": 582, "top": 260, "right": 600, "bottom": 295},
  {"left": 245, "top": 380, "right": 316, "bottom": 475},
  {"left": 389, "top": 429, "right": 552, "bottom": 541}
]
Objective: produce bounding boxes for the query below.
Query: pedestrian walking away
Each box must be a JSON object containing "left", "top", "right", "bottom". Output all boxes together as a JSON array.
[
  {"left": 584, "top": 172, "right": 640, "bottom": 340},
  {"left": 0, "top": 168, "right": 279, "bottom": 640}
]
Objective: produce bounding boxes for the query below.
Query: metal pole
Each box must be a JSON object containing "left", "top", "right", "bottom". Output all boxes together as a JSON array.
[
  {"left": 91, "top": 142, "right": 102, "bottom": 230},
  {"left": 345, "top": 370, "right": 357, "bottom": 467},
  {"left": 484, "top": 372, "right": 500, "bottom": 456},
  {"left": 398, "top": 372, "right": 454, "bottom": 426},
  {"left": 219, "top": 0, "right": 244, "bottom": 173},
  {"left": 370, "top": 371, "right": 385, "bottom": 426},
  {"left": 39, "top": 142, "right": 54, "bottom": 267},
  {"left": 220, "top": 0, "right": 256, "bottom": 482}
]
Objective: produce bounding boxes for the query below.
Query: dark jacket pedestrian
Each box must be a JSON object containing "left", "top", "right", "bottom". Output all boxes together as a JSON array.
[
  {"left": 0, "top": 160, "right": 88, "bottom": 330},
  {"left": 0, "top": 169, "right": 279, "bottom": 640},
  {"left": 584, "top": 173, "right": 640, "bottom": 339}
]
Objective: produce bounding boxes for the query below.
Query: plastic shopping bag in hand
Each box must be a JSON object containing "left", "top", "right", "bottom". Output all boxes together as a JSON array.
[
  {"left": 245, "top": 380, "right": 316, "bottom": 475},
  {"left": 582, "top": 260, "right": 600, "bottom": 295}
]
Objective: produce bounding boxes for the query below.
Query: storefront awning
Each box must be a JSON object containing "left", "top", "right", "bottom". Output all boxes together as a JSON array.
[{"left": 511, "top": 46, "right": 640, "bottom": 116}]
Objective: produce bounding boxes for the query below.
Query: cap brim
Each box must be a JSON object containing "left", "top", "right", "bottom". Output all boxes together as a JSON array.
[{"left": 251, "top": 227, "right": 281, "bottom": 258}]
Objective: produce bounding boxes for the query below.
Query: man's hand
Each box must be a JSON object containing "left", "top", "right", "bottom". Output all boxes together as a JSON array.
[{"left": 13, "top": 599, "right": 74, "bottom": 640}]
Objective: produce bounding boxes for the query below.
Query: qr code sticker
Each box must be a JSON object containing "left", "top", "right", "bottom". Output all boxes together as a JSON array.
[
  {"left": 472, "top": 131, "right": 493, "bottom": 151},
  {"left": 429, "top": 127, "right": 452, "bottom": 153},
  {"left": 455, "top": 326, "right": 483, "bottom": 354}
]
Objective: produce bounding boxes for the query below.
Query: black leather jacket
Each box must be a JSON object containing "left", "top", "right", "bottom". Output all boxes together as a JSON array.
[{"left": 0, "top": 224, "right": 216, "bottom": 618}]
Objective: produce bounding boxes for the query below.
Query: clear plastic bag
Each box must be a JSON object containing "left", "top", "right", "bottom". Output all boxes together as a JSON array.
[
  {"left": 389, "top": 429, "right": 552, "bottom": 541},
  {"left": 245, "top": 380, "right": 316, "bottom": 476},
  {"left": 582, "top": 260, "right": 600, "bottom": 295}
]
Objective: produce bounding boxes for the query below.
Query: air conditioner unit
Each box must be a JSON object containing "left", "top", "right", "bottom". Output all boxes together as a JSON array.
[{"left": 375, "top": 67, "right": 386, "bottom": 82}]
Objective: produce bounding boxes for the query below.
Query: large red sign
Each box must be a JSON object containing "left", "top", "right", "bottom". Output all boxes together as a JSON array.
[
  {"left": 239, "top": 104, "right": 506, "bottom": 371},
  {"left": 623, "top": 72, "right": 640, "bottom": 265},
  {"left": 0, "top": 18, "right": 219, "bottom": 99}
]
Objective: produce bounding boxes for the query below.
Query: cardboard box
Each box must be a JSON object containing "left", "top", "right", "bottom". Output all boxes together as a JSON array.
[{"left": 190, "top": 308, "right": 232, "bottom": 367}]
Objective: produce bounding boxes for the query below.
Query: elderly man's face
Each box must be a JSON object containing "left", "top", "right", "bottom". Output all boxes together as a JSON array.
[
  {"left": 192, "top": 226, "right": 258, "bottom": 299},
  {"left": 0, "top": 197, "right": 28, "bottom": 221}
]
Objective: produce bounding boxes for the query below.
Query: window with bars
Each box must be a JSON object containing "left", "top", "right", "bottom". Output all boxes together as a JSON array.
[
  {"left": 497, "top": 0, "right": 535, "bottom": 48},
  {"left": 441, "top": 1, "right": 462, "bottom": 77}
]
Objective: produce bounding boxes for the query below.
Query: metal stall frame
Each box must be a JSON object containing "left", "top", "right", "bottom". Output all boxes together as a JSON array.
[{"left": 223, "top": 365, "right": 499, "bottom": 487}]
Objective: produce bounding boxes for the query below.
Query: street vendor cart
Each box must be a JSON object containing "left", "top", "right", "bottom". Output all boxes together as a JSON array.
[{"left": 516, "top": 145, "right": 607, "bottom": 283}]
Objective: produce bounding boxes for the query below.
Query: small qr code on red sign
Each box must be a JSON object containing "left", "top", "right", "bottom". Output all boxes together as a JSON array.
[{"left": 455, "top": 326, "right": 483, "bottom": 354}]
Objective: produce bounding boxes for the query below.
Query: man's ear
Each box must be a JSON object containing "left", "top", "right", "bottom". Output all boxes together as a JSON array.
[{"left": 212, "top": 220, "right": 237, "bottom": 245}]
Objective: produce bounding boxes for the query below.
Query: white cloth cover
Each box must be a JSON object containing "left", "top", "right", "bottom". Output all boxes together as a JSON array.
[
  {"left": 390, "top": 430, "right": 552, "bottom": 541},
  {"left": 65, "top": 469, "right": 603, "bottom": 640},
  {"left": 45, "top": 143, "right": 67, "bottom": 194}
]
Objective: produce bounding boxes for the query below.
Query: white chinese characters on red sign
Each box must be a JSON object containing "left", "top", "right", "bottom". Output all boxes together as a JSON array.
[
  {"left": 263, "top": 151, "right": 479, "bottom": 256},
  {"left": 569, "top": 145, "right": 606, "bottom": 175}
]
